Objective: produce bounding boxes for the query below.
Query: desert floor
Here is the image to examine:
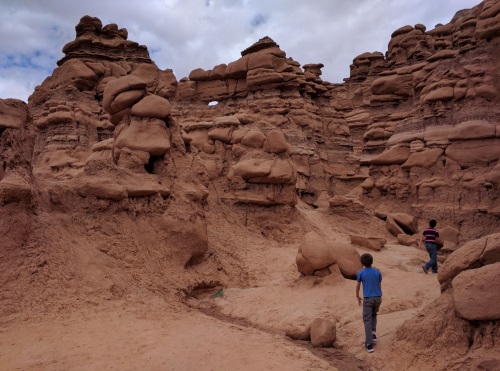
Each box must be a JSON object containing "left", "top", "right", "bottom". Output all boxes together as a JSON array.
[{"left": 0, "top": 203, "right": 440, "bottom": 371}]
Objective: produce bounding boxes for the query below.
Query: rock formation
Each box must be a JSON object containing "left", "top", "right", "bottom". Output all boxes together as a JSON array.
[
  {"left": 394, "top": 233, "right": 500, "bottom": 369},
  {"left": 0, "top": 2, "right": 499, "bottom": 369}
]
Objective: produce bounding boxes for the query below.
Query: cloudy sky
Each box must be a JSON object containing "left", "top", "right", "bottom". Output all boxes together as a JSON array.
[{"left": 0, "top": 0, "right": 479, "bottom": 101}]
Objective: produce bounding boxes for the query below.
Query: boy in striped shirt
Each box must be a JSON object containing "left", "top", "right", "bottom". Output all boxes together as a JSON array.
[{"left": 421, "top": 219, "right": 439, "bottom": 274}]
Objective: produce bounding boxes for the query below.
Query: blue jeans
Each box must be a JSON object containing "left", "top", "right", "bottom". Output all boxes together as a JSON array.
[
  {"left": 424, "top": 243, "right": 438, "bottom": 273},
  {"left": 363, "top": 296, "right": 382, "bottom": 345}
]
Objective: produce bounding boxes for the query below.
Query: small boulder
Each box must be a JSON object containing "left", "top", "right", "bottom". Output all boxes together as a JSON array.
[
  {"left": 350, "top": 235, "right": 387, "bottom": 251},
  {"left": 310, "top": 318, "right": 336, "bottom": 347},
  {"left": 296, "top": 231, "right": 336, "bottom": 275},
  {"left": 452, "top": 263, "right": 500, "bottom": 321},
  {"left": 388, "top": 213, "right": 418, "bottom": 234},
  {"left": 386, "top": 215, "right": 405, "bottom": 237},
  {"left": 397, "top": 234, "right": 419, "bottom": 247}
]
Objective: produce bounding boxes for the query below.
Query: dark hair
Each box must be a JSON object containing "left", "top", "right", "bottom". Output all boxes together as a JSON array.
[
  {"left": 429, "top": 219, "right": 437, "bottom": 228},
  {"left": 360, "top": 253, "right": 373, "bottom": 267}
]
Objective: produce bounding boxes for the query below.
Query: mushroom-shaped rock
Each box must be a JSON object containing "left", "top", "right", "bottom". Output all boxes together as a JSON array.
[
  {"left": 310, "top": 318, "right": 336, "bottom": 347},
  {"left": 114, "top": 117, "right": 171, "bottom": 157},
  {"left": 103, "top": 75, "right": 147, "bottom": 115},
  {"left": 296, "top": 231, "right": 336, "bottom": 275},
  {"left": 452, "top": 263, "right": 500, "bottom": 321},
  {"left": 131, "top": 95, "right": 171, "bottom": 118}
]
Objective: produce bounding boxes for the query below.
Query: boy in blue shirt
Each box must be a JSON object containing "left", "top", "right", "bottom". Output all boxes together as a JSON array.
[{"left": 356, "top": 253, "right": 382, "bottom": 353}]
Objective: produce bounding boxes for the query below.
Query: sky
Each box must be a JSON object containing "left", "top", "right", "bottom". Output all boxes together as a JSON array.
[{"left": 0, "top": 0, "right": 480, "bottom": 102}]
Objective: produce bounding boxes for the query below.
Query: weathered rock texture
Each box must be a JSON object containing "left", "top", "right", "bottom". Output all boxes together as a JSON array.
[
  {"left": 168, "top": 0, "right": 500, "bottom": 241},
  {"left": 395, "top": 232, "right": 500, "bottom": 368},
  {"left": 0, "top": 2, "right": 499, "bottom": 367}
]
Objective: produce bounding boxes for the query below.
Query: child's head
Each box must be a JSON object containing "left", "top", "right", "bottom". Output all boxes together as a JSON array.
[
  {"left": 429, "top": 219, "right": 437, "bottom": 228},
  {"left": 360, "top": 253, "right": 373, "bottom": 267}
]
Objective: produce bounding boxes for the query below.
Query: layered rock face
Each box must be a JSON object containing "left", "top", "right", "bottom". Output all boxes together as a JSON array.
[
  {"left": 1, "top": 16, "right": 216, "bottom": 320},
  {"left": 337, "top": 1, "right": 500, "bottom": 238},
  {"left": 171, "top": 37, "right": 352, "bottom": 208},
  {"left": 168, "top": 0, "right": 500, "bottom": 239},
  {"left": 0, "top": 0, "right": 499, "bottom": 325}
]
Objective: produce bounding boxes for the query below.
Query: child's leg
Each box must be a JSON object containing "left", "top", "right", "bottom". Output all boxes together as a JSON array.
[
  {"left": 362, "top": 298, "right": 375, "bottom": 345},
  {"left": 371, "top": 297, "right": 382, "bottom": 333}
]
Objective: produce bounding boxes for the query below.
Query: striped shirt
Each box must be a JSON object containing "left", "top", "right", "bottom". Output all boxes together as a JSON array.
[{"left": 423, "top": 228, "right": 439, "bottom": 243}]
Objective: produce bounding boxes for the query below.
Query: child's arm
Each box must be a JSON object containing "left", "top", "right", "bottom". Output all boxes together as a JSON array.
[{"left": 356, "top": 281, "right": 362, "bottom": 306}]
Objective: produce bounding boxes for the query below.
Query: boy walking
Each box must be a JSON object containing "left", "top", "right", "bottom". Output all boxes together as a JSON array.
[
  {"left": 356, "top": 253, "right": 382, "bottom": 353},
  {"left": 421, "top": 219, "right": 440, "bottom": 274}
]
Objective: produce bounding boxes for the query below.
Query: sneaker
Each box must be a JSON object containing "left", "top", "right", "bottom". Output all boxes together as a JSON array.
[
  {"left": 421, "top": 264, "right": 428, "bottom": 274},
  {"left": 372, "top": 333, "right": 377, "bottom": 343},
  {"left": 365, "top": 343, "right": 374, "bottom": 353}
]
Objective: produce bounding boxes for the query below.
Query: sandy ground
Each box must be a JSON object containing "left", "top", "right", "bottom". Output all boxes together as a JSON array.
[{"left": 0, "top": 204, "right": 441, "bottom": 370}]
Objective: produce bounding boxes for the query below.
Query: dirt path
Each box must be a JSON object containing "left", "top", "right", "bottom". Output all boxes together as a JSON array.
[{"left": 0, "top": 205, "right": 440, "bottom": 370}]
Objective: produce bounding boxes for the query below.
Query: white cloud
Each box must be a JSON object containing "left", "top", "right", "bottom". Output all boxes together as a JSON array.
[{"left": 0, "top": 0, "right": 480, "bottom": 101}]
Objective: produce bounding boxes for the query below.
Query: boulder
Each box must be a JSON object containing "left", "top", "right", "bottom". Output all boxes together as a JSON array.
[
  {"left": 397, "top": 234, "right": 420, "bottom": 247},
  {"left": 350, "top": 235, "right": 387, "bottom": 251},
  {"left": 103, "top": 75, "right": 147, "bottom": 114},
  {"left": 439, "top": 233, "right": 500, "bottom": 285},
  {"left": 388, "top": 213, "right": 418, "bottom": 234},
  {"left": 332, "top": 242, "right": 362, "bottom": 280},
  {"left": 310, "top": 318, "right": 336, "bottom": 347},
  {"left": 114, "top": 117, "right": 171, "bottom": 157},
  {"left": 130, "top": 95, "right": 171, "bottom": 118},
  {"left": 452, "top": 263, "right": 500, "bottom": 321},
  {"left": 284, "top": 319, "right": 311, "bottom": 341},
  {"left": 296, "top": 231, "right": 336, "bottom": 275},
  {"left": 386, "top": 215, "right": 405, "bottom": 237}
]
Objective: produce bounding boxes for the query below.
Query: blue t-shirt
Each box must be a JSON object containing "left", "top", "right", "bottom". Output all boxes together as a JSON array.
[{"left": 357, "top": 267, "right": 382, "bottom": 298}]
